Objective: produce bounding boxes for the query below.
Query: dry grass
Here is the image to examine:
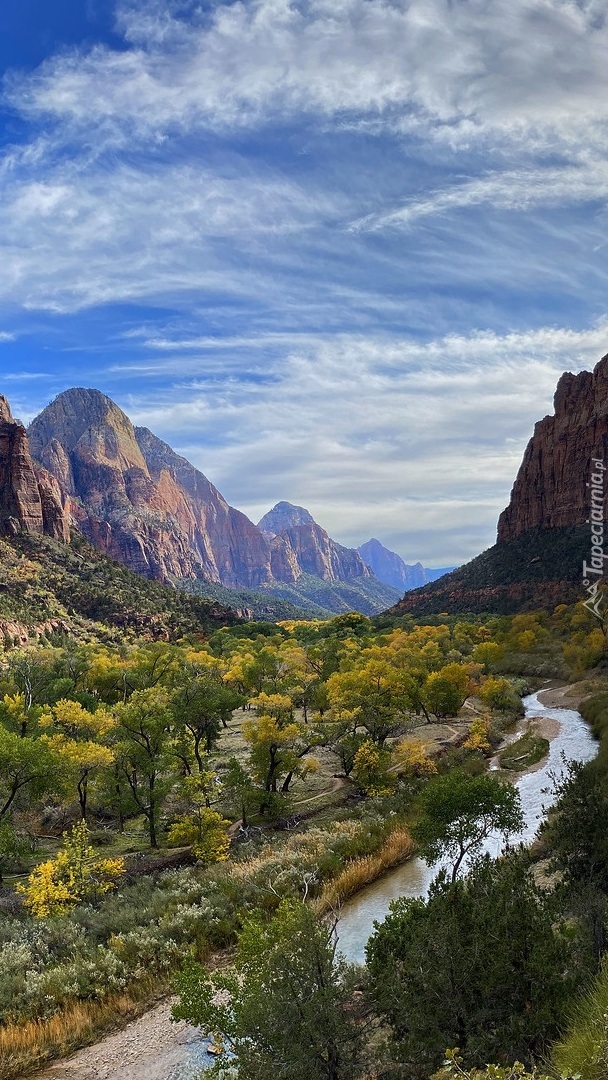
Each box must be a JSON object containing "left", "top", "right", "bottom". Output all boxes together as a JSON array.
[
  {"left": 313, "top": 826, "right": 416, "bottom": 915},
  {"left": 0, "top": 976, "right": 165, "bottom": 1080}
]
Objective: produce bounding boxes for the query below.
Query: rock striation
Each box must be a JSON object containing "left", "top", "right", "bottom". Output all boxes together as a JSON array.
[
  {"left": 0, "top": 394, "right": 69, "bottom": 542},
  {"left": 498, "top": 353, "right": 608, "bottom": 542}
]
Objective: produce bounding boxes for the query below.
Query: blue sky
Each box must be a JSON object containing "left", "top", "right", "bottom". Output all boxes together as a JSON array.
[{"left": 1, "top": 0, "right": 608, "bottom": 565}]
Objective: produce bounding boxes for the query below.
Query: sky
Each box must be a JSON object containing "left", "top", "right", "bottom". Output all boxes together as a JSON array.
[{"left": 1, "top": 0, "right": 608, "bottom": 566}]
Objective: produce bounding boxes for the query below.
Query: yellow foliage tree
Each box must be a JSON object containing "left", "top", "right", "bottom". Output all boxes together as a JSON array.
[
  {"left": 17, "top": 821, "right": 124, "bottom": 917},
  {"left": 395, "top": 737, "right": 438, "bottom": 778},
  {"left": 167, "top": 806, "right": 231, "bottom": 865},
  {"left": 463, "top": 718, "right": 492, "bottom": 753},
  {"left": 352, "top": 741, "right": 395, "bottom": 798}
]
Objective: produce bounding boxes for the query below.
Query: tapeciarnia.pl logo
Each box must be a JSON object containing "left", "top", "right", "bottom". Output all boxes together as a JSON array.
[{"left": 582, "top": 456, "right": 607, "bottom": 620}]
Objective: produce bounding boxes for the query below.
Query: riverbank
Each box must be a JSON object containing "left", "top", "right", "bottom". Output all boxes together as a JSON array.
[
  {"left": 28, "top": 1000, "right": 195, "bottom": 1080},
  {"left": 21, "top": 687, "right": 579, "bottom": 1080}
]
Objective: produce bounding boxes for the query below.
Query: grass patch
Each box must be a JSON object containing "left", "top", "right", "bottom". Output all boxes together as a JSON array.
[
  {"left": 312, "top": 826, "right": 416, "bottom": 915},
  {"left": 498, "top": 730, "right": 549, "bottom": 771},
  {"left": 0, "top": 974, "right": 165, "bottom": 1080}
]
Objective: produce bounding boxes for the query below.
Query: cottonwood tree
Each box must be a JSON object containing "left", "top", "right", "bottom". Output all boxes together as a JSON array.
[{"left": 413, "top": 771, "right": 523, "bottom": 882}]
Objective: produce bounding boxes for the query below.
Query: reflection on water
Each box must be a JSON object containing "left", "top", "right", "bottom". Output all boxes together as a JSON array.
[{"left": 336, "top": 691, "right": 599, "bottom": 965}]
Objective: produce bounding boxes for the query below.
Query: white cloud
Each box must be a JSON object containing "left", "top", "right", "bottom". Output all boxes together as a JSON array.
[
  {"left": 0, "top": 161, "right": 340, "bottom": 312},
  {"left": 10, "top": 0, "right": 608, "bottom": 151},
  {"left": 122, "top": 321, "right": 608, "bottom": 563},
  {"left": 0, "top": 332, "right": 15, "bottom": 342},
  {"left": 352, "top": 158, "right": 608, "bottom": 231}
]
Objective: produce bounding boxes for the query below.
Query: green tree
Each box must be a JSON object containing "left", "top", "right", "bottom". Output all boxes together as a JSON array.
[
  {"left": 173, "top": 899, "right": 363, "bottom": 1079},
  {"left": 114, "top": 686, "right": 175, "bottom": 847},
  {"left": 367, "top": 853, "right": 592, "bottom": 1078},
  {"left": 413, "top": 771, "right": 523, "bottom": 881},
  {"left": 0, "top": 727, "right": 59, "bottom": 824}
]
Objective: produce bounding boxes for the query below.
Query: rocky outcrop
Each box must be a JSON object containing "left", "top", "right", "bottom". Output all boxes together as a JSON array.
[
  {"left": 498, "top": 353, "right": 608, "bottom": 542},
  {"left": 0, "top": 395, "right": 69, "bottom": 541},
  {"left": 258, "top": 501, "right": 315, "bottom": 536}
]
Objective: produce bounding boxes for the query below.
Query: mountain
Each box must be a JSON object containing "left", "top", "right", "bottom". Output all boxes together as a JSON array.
[
  {"left": 25, "top": 393, "right": 395, "bottom": 616},
  {"left": 258, "top": 501, "right": 372, "bottom": 582},
  {"left": 258, "top": 501, "right": 315, "bottom": 535},
  {"left": 357, "top": 538, "right": 454, "bottom": 591},
  {"left": 392, "top": 351, "right": 608, "bottom": 616},
  {"left": 255, "top": 502, "right": 400, "bottom": 614},
  {"left": 28, "top": 389, "right": 273, "bottom": 589}
]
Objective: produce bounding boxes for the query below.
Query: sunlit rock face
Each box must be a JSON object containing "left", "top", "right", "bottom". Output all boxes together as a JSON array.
[
  {"left": 498, "top": 353, "right": 608, "bottom": 542},
  {"left": 28, "top": 388, "right": 275, "bottom": 586}
]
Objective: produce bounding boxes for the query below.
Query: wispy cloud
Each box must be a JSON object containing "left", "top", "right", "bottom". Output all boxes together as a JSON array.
[{"left": 121, "top": 321, "right": 608, "bottom": 563}]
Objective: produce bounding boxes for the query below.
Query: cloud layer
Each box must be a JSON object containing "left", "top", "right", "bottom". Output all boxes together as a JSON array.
[{"left": 2, "top": 1, "right": 608, "bottom": 564}]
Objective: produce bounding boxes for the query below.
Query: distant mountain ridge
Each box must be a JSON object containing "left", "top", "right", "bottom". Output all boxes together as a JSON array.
[{"left": 357, "top": 537, "right": 454, "bottom": 591}]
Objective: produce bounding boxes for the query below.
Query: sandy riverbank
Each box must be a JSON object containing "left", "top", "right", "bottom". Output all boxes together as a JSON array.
[
  {"left": 30, "top": 1000, "right": 201, "bottom": 1080},
  {"left": 537, "top": 682, "right": 589, "bottom": 709}
]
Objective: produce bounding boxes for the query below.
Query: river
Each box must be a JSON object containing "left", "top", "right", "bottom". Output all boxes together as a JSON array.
[
  {"left": 36, "top": 689, "right": 598, "bottom": 1080},
  {"left": 335, "top": 690, "right": 599, "bottom": 965}
]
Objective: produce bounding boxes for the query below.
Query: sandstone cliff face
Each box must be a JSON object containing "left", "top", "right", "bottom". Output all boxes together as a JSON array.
[
  {"left": 273, "top": 522, "right": 372, "bottom": 581},
  {"left": 258, "top": 503, "right": 372, "bottom": 582},
  {"left": 27, "top": 392, "right": 381, "bottom": 592},
  {"left": 28, "top": 389, "right": 276, "bottom": 587},
  {"left": 498, "top": 353, "right": 608, "bottom": 542},
  {"left": 0, "top": 395, "right": 69, "bottom": 542}
]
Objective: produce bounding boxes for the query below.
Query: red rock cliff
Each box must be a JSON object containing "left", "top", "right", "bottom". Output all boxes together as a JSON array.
[
  {"left": 497, "top": 352, "right": 608, "bottom": 542},
  {"left": 0, "top": 395, "right": 69, "bottom": 542}
]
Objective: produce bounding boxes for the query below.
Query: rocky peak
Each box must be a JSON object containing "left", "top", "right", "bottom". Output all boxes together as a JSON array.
[
  {"left": 0, "top": 395, "right": 14, "bottom": 423},
  {"left": 257, "top": 501, "right": 316, "bottom": 537},
  {"left": 497, "top": 351, "right": 608, "bottom": 542}
]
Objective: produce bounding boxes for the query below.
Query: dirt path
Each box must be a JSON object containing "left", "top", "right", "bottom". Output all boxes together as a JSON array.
[{"left": 32, "top": 1000, "right": 211, "bottom": 1080}]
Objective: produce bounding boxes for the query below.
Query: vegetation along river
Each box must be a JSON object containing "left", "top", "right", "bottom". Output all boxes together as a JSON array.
[
  {"left": 37, "top": 689, "right": 598, "bottom": 1080},
  {"left": 335, "top": 689, "right": 599, "bottom": 965}
]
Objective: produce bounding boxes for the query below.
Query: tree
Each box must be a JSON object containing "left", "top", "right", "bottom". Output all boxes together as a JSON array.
[
  {"left": 412, "top": 772, "right": 523, "bottom": 882},
  {"left": 0, "top": 727, "right": 59, "bottom": 824},
  {"left": 542, "top": 758, "right": 608, "bottom": 892},
  {"left": 17, "top": 821, "right": 124, "bottom": 917},
  {"left": 352, "top": 741, "right": 395, "bottom": 797},
  {"left": 326, "top": 656, "right": 413, "bottom": 746},
  {"left": 171, "top": 670, "right": 242, "bottom": 771},
  {"left": 366, "top": 853, "right": 592, "bottom": 1078},
  {"left": 423, "top": 663, "right": 472, "bottom": 719},
  {"left": 167, "top": 798, "right": 231, "bottom": 865},
  {"left": 172, "top": 899, "right": 363, "bottom": 1080},
  {"left": 243, "top": 693, "right": 320, "bottom": 804},
  {"left": 114, "top": 686, "right": 175, "bottom": 847}
]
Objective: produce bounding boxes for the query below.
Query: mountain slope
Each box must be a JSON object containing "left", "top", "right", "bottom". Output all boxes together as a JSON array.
[
  {"left": 357, "top": 538, "right": 455, "bottom": 591},
  {"left": 0, "top": 531, "right": 239, "bottom": 646}
]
